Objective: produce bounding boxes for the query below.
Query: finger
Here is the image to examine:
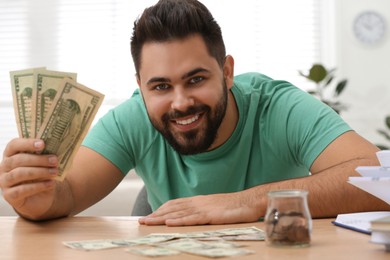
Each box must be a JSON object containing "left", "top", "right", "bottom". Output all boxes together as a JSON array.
[
  {"left": 140, "top": 214, "right": 182, "bottom": 225},
  {"left": 152, "top": 198, "right": 191, "bottom": 216},
  {"left": 137, "top": 201, "right": 181, "bottom": 222},
  {"left": 1, "top": 153, "right": 58, "bottom": 173},
  {"left": 1, "top": 166, "right": 58, "bottom": 188},
  {"left": 3, "top": 138, "right": 45, "bottom": 157},
  {"left": 2, "top": 179, "right": 55, "bottom": 205},
  {"left": 140, "top": 205, "right": 195, "bottom": 226},
  {"left": 138, "top": 197, "right": 198, "bottom": 225},
  {"left": 140, "top": 211, "right": 206, "bottom": 226},
  {"left": 165, "top": 214, "right": 207, "bottom": 226}
]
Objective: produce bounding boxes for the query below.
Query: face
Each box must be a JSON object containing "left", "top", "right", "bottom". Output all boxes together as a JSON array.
[{"left": 137, "top": 35, "right": 235, "bottom": 155}]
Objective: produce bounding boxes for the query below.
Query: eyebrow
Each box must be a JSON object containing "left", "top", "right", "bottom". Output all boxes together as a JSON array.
[
  {"left": 146, "top": 67, "right": 211, "bottom": 86},
  {"left": 181, "top": 67, "right": 210, "bottom": 80}
]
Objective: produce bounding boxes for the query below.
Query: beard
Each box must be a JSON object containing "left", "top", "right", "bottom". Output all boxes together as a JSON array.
[{"left": 150, "top": 81, "right": 228, "bottom": 155}]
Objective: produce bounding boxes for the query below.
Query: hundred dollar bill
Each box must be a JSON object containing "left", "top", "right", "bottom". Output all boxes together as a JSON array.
[
  {"left": 37, "top": 78, "right": 104, "bottom": 180},
  {"left": 31, "top": 69, "right": 77, "bottom": 137},
  {"left": 10, "top": 67, "right": 45, "bottom": 138}
]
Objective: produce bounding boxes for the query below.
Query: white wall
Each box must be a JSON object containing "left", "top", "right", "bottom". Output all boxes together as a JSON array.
[{"left": 334, "top": 0, "right": 390, "bottom": 146}]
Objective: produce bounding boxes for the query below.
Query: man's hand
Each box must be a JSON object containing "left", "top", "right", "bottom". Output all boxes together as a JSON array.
[
  {"left": 0, "top": 138, "right": 59, "bottom": 220},
  {"left": 138, "top": 192, "right": 261, "bottom": 226}
]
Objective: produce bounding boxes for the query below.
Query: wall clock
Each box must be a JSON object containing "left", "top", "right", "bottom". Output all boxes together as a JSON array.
[{"left": 353, "top": 11, "right": 386, "bottom": 45}]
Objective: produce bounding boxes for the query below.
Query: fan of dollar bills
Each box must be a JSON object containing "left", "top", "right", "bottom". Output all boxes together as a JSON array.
[
  {"left": 63, "top": 226, "right": 264, "bottom": 257},
  {"left": 10, "top": 67, "right": 105, "bottom": 181}
]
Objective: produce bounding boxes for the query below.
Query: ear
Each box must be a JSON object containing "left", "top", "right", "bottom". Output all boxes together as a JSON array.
[
  {"left": 223, "top": 55, "right": 235, "bottom": 89},
  {"left": 136, "top": 76, "right": 141, "bottom": 88}
]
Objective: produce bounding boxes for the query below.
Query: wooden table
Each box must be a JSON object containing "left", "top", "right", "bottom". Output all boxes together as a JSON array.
[{"left": 0, "top": 216, "right": 388, "bottom": 259}]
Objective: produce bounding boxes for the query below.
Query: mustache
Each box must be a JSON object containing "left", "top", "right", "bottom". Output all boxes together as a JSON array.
[{"left": 162, "top": 105, "right": 210, "bottom": 121}]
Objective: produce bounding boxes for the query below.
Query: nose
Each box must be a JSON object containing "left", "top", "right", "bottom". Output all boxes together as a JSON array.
[{"left": 171, "top": 87, "right": 195, "bottom": 111}]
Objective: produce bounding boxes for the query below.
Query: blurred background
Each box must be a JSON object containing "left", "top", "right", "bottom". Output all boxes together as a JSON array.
[{"left": 1, "top": 0, "right": 389, "bottom": 215}]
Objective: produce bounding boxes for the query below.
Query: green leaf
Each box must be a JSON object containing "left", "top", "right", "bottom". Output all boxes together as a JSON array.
[
  {"left": 324, "top": 76, "right": 334, "bottom": 87},
  {"left": 334, "top": 79, "right": 348, "bottom": 96},
  {"left": 386, "top": 116, "right": 390, "bottom": 129},
  {"left": 307, "top": 64, "right": 327, "bottom": 83},
  {"left": 377, "top": 129, "right": 390, "bottom": 140},
  {"left": 376, "top": 144, "right": 390, "bottom": 150},
  {"left": 298, "top": 70, "right": 308, "bottom": 78}
]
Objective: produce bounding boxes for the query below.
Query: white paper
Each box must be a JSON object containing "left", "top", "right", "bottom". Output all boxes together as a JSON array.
[
  {"left": 348, "top": 177, "right": 390, "bottom": 205},
  {"left": 333, "top": 211, "right": 390, "bottom": 233},
  {"left": 355, "top": 166, "right": 390, "bottom": 178}
]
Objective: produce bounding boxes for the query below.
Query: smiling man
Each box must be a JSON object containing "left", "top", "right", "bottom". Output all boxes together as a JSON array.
[
  {"left": 1, "top": 0, "right": 389, "bottom": 225},
  {"left": 139, "top": 34, "right": 235, "bottom": 155}
]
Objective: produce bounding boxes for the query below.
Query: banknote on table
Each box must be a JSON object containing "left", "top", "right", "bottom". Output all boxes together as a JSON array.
[
  {"left": 63, "top": 233, "right": 180, "bottom": 250},
  {"left": 10, "top": 67, "right": 46, "bottom": 138},
  {"left": 149, "top": 238, "right": 254, "bottom": 258},
  {"left": 126, "top": 246, "right": 181, "bottom": 257},
  {"left": 63, "top": 239, "right": 124, "bottom": 251},
  {"left": 37, "top": 78, "right": 104, "bottom": 180},
  {"left": 183, "top": 226, "right": 264, "bottom": 239},
  {"left": 63, "top": 226, "right": 263, "bottom": 257}
]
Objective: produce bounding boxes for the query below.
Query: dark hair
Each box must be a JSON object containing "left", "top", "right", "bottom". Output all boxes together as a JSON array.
[{"left": 130, "top": 0, "right": 226, "bottom": 77}]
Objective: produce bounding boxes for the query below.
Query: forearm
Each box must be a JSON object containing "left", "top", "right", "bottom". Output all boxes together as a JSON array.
[{"left": 246, "top": 159, "right": 390, "bottom": 219}]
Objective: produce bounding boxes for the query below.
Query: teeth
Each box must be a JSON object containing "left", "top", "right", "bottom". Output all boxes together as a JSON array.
[{"left": 176, "top": 114, "right": 199, "bottom": 125}]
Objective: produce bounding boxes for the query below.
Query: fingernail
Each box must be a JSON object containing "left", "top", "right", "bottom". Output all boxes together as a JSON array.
[
  {"left": 48, "top": 156, "right": 58, "bottom": 166},
  {"left": 34, "top": 140, "right": 44, "bottom": 149},
  {"left": 49, "top": 168, "right": 58, "bottom": 175}
]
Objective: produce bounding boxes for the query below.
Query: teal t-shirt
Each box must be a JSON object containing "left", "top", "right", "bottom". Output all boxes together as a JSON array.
[{"left": 82, "top": 72, "right": 351, "bottom": 211}]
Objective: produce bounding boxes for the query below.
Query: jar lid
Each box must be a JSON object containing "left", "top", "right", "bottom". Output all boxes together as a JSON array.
[{"left": 267, "top": 190, "right": 308, "bottom": 197}]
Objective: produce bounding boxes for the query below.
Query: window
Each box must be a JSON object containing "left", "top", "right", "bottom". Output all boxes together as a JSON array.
[{"left": 0, "top": 0, "right": 329, "bottom": 153}]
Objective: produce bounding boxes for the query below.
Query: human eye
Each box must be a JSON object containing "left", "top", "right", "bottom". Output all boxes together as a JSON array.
[
  {"left": 154, "top": 83, "right": 170, "bottom": 91},
  {"left": 189, "top": 76, "right": 204, "bottom": 85}
]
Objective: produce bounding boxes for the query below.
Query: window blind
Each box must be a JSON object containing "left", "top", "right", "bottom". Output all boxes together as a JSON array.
[{"left": 0, "top": 0, "right": 326, "bottom": 154}]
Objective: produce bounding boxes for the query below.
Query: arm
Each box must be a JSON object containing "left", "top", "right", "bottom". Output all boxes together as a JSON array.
[
  {"left": 139, "top": 131, "right": 390, "bottom": 226},
  {"left": 303, "top": 130, "right": 388, "bottom": 217},
  {"left": 0, "top": 138, "right": 124, "bottom": 221}
]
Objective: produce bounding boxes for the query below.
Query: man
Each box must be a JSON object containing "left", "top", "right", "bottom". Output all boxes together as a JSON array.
[{"left": 0, "top": 0, "right": 389, "bottom": 226}]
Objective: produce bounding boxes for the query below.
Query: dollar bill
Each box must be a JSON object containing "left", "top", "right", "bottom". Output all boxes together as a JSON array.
[
  {"left": 10, "top": 67, "right": 45, "bottom": 138},
  {"left": 31, "top": 69, "right": 77, "bottom": 137},
  {"left": 63, "top": 234, "right": 178, "bottom": 250},
  {"left": 180, "top": 226, "right": 264, "bottom": 239},
  {"left": 37, "top": 78, "right": 104, "bottom": 180},
  {"left": 126, "top": 246, "right": 181, "bottom": 257},
  {"left": 63, "top": 226, "right": 263, "bottom": 257},
  {"left": 185, "top": 247, "right": 254, "bottom": 258},
  {"left": 199, "top": 232, "right": 265, "bottom": 241},
  {"left": 158, "top": 238, "right": 254, "bottom": 258},
  {"left": 63, "top": 240, "right": 123, "bottom": 251}
]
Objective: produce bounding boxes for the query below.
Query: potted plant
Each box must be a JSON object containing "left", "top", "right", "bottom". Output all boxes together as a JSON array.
[{"left": 299, "top": 64, "right": 348, "bottom": 114}]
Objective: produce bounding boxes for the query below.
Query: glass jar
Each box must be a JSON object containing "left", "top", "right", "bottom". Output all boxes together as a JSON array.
[{"left": 264, "top": 190, "right": 312, "bottom": 247}]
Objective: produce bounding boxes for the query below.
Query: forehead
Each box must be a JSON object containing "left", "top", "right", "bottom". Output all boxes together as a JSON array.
[{"left": 138, "top": 35, "right": 220, "bottom": 83}]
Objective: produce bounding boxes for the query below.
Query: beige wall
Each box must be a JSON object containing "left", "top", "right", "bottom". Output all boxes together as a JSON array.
[{"left": 335, "top": 0, "right": 390, "bottom": 146}]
